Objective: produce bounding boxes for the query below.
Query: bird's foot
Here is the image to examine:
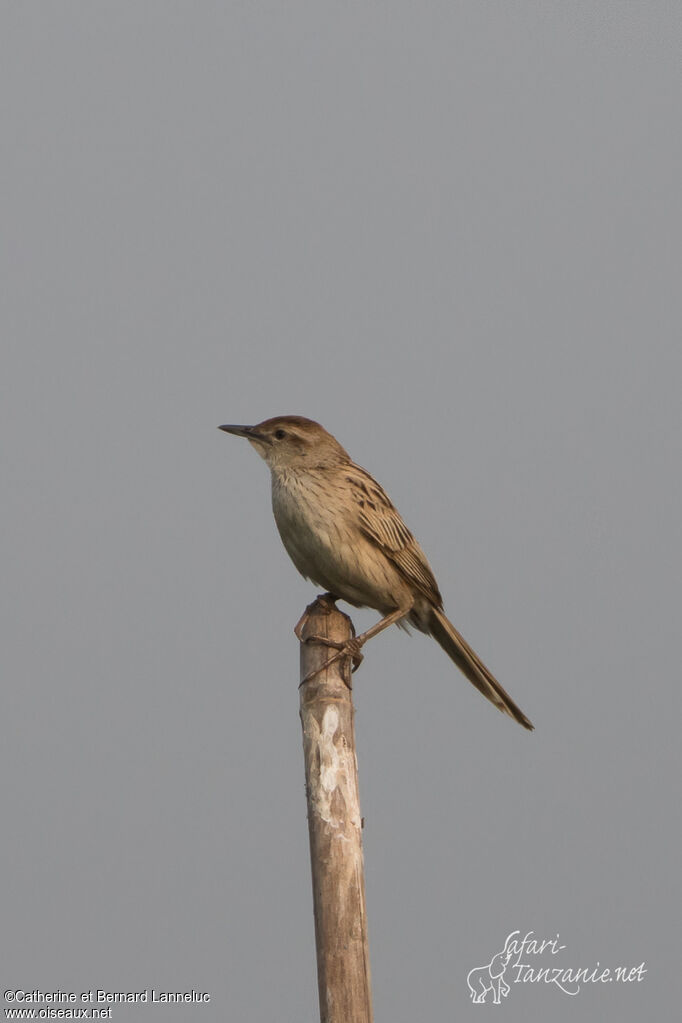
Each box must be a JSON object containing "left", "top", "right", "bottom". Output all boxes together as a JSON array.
[
  {"left": 314, "top": 636, "right": 364, "bottom": 671},
  {"left": 293, "top": 593, "right": 340, "bottom": 641},
  {"left": 298, "top": 636, "right": 364, "bottom": 688},
  {"left": 293, "top": 609, "right": 309, "bottom": 642}
]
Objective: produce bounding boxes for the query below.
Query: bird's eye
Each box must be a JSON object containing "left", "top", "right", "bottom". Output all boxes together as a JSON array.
[{"left": 274, "top": 429, "right": 286, "bottom": 440}]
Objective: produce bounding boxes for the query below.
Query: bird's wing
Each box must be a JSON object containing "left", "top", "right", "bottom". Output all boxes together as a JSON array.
[{"left": 345, "top": 463, "right": 442, "bottom": 606}]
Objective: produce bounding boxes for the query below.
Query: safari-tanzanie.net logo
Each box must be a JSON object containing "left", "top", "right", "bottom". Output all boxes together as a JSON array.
[{"left": 466, "top": 930, "right": 646, "bottom": 1004}]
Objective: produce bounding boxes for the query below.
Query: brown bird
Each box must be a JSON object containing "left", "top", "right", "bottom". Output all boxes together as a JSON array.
[{"left": 219, "top": 416, "right": 533, "bottom": 730}]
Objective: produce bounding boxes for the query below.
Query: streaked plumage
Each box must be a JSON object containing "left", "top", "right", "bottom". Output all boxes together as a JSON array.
[{"left": 219, "top": 415, "right": 533, "bottom": 730}]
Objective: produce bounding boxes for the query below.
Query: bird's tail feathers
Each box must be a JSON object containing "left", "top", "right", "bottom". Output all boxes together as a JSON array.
[{"left": 428, "top": 607, "right": 534, "bottom": 731}]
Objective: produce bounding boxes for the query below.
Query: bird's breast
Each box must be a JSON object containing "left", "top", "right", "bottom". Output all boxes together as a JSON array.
[
  {"left": 269, "top": 468, "right": 409, "bottom": 610},
  {"left": 270, "top": 470, "right": 346, "bottom": 575}
]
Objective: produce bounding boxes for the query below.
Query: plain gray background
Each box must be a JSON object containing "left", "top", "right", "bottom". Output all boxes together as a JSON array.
[{"left": 2, "top": 3, "right": 680, "bottom": 1020}]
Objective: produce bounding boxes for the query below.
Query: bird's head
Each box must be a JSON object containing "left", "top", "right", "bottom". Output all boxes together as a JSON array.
[{"left": 218, "top": 416, "right": 349, "bottom": 471}]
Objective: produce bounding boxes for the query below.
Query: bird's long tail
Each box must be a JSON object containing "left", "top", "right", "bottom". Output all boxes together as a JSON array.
[{"left": 428, "top": 607, "right": 534, "bottom": 730}]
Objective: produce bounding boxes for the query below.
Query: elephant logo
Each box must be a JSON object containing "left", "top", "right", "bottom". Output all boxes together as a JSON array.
[{"left": 467, "top": 941, "right": 513, "bottom": 1004}]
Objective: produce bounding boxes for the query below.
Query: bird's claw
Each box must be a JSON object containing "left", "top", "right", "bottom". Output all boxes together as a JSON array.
[
  {"left": 305, "top": 634, "right": 363, "bottom": 666},
  {"left": 293, "top": 609, "right": 309, "bottom": 642},
  {"left": 298, "top": 635, "right": 364, "bottom": 687},
  {"left": 293, "top": 594, "right": 340, "bottom": 641},
  {"left": 343, "top": 638, "right": 364, "bottom": 672}
]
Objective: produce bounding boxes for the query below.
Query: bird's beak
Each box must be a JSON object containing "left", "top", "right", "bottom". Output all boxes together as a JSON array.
[{"left": 218, "top": 424, "right": 270, "bottom": 444}]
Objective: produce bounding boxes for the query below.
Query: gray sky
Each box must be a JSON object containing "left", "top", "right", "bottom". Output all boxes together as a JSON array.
[{"left": 2, "top": 3, "right": 680, "bottom": 1020}]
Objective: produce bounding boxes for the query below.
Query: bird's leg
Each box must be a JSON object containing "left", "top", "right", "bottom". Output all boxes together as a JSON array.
[
  {"left": 295, "top": 593, "right": 354, "bottom": 684},
  {"left": 299, "top": 605, "right": 411, "bottom": 686},
  {"left": 351, "top": 606, "right": 411, "bottom": 651}
]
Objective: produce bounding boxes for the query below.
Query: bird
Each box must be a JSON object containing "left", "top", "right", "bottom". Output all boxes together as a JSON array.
[{"left": 219, "top": 415, "right": 533, "bottom": 730}]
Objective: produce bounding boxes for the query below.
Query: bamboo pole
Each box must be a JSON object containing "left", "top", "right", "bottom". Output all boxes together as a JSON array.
[{"left": 298, "top": 595, "right": 373, "bottom": 1023}]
